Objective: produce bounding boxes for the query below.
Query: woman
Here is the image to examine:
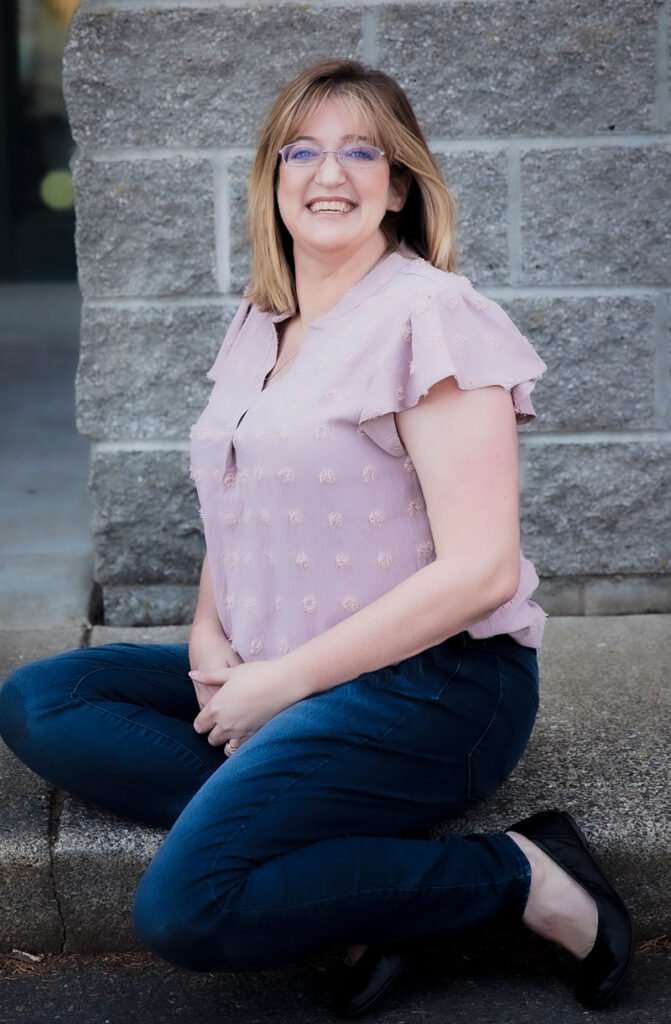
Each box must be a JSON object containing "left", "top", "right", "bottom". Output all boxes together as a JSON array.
[{"left": 0, "top": 59, "right": 632, "bottom": 1017}]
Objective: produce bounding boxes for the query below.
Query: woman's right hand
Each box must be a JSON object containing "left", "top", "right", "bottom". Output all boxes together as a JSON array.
[{"left": 188, "top": 621, "right": 244, "bottom": 710}]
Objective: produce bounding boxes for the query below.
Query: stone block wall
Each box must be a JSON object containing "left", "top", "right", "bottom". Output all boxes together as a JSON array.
[{"left": 63, "top": 0, "right": 670, "bottom": 625}]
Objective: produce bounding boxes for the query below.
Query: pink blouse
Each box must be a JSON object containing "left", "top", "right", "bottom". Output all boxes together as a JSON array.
[{"left": 189, "top": 246, "right": 548, "bottom": 662}]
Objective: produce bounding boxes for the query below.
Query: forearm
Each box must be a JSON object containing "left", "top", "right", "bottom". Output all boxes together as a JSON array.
[
  {"left": 191, "top": 556, "right": 221, "bottom": 627},
  {"left": 189, "top": 556, "right": 241, "bottom": 688},
  {"left": 190, "top": 556, "right": 230, "bottom": 646},
  {"left": 277, "top": 556, "right": 518, "bottom": 702}
]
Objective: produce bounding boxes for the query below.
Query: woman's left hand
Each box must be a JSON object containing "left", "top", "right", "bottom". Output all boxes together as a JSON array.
[{"left": 190, "top": 659, "right": 292, "bottom": 749}]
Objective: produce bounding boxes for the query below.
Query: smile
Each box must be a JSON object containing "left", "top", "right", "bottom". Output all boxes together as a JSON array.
[{"left": 306, "top": 200, "right": 357, "bottom": 214}]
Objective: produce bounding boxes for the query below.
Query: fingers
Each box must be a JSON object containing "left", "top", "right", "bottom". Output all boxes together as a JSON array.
[
  {"left": 189, "top": 669, "right": 226, "bottom": 685},
  {"left": 193, "top": 704, "right": 233, "bottom": 744},
  {"left": 198, "top": 718, "right": 245, "bottom": 750},
  {"left": 192, "top": 681, "right": 220, "bottom": 710},
  {"left": 193, "top": 706, "right": 213, "bottom": 735}
]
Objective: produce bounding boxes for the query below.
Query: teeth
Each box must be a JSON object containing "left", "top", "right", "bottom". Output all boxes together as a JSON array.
[{"left": 308, "top": 201, "right": 356, "bottom": 213}]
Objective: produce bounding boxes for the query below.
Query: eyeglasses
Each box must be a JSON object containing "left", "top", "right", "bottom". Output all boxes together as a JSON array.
[{"left": 278, "top": 142, "right": 387, "bottom": 168}]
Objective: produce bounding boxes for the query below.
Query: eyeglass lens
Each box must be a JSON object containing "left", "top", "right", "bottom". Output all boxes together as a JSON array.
[{"left": 281, "top": 143, "right": 383, "bottom": 166}]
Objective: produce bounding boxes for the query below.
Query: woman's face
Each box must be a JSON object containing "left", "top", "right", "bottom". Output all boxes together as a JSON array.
[{"left": 275, "top": 96, "right": 406, "bottom": 264}]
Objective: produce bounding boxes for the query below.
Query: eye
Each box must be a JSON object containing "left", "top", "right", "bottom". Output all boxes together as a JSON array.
[
  {"left": 341, "top": 145, "right": 376, "bottom": 161},
  {"left": 286, "top": 144, "right": 320, "bottom": 162}
]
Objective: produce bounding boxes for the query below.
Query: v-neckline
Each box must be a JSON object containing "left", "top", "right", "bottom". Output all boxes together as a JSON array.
[
  {"left": 234, "top": 321, "right": 300, "bottom": 439},
  {"left": 243, "top": 245, "right": 418, "bottom": 418},
  {"left": 229, "top": 247, "right": 417, "bottom": 447},
  {"left": 261, "top": 317, "right": 302, "bottom": 393}
]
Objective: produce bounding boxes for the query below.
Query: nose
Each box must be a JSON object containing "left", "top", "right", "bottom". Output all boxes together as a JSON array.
[{"left": 314, "top": 151, "right": 347, "bottom": 186}]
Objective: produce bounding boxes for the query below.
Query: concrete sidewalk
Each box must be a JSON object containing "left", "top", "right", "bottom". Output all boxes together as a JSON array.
[
  {"left": 0, "top": 614, "right": 669, "bottom": 958},
  {"left": 0, "top": 281, "right": 92, "bottom": 631}
]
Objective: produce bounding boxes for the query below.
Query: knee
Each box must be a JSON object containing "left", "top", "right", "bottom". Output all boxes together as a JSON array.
[
  {"left": 132, "top": 860, "right": 266, "bottom": 972},
  {"left": 0, "top": 662, "right": 44, "bottom": 753},
  {"left": 132, "top": 865, "right": 224, "bottom": 971},
  {"left": 0, "top": 652, "right": 81, "bottom": 766}
]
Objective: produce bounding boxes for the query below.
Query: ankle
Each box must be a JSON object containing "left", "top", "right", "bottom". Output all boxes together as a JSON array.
[
  {"left": 506, "top": 830, "right": 598, "bottom": 961},
  {"left": 506, "top": 830, "right": 546, "bottom": 905}
]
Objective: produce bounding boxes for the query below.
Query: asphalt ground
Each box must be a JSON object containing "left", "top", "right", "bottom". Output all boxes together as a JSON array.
[{"left": 1, "top": 934, "right": 669, "bottom": 1024}]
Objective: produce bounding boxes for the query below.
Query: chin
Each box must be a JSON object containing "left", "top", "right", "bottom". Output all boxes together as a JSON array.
[{"left": 304, "top": 235, "right": 361, "bottom": 253}]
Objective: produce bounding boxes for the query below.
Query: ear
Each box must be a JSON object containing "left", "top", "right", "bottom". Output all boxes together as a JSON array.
[{"left": 386, "top": 168, "right": 411, "bottom": 213}]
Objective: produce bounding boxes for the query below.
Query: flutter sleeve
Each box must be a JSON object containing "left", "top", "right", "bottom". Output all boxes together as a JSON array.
[
  {"left": 358, "top": 272, "right": 547, "bottom": 457},
  {"left": 206, "top": 297, "right": 252, "bottom": 383}
]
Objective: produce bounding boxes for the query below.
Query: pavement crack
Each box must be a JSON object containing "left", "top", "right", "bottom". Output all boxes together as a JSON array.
[{"left": 47, "top": 788, "right": 67, "bottom": 953}]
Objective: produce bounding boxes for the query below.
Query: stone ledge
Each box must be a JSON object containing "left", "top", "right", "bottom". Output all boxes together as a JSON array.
[
  {"left": 0, "top": 627, "right": 87, "bottom": 679},
  {"left": 0, "top": 745, "right": 64, "bottom": 952},
  {"left": 535, "top": 575, "right": 671, "bottom": 616},
  {"left": 101, "top": 586, "right": 198, "bottom": 628}
]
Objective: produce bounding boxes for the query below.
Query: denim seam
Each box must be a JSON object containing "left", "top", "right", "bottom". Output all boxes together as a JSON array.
[
  {"left": 431, "top": 654, "right": 462, "bottom": 703},
  {"left": 500, "top": 832, "right": 533, "bottom": 918},
  {"left": 465, "top": 651, "right": 502, "bottom": 800},
  {"left": 368, "top": 652, "right": 461, "bottom": 704},
  {"left": 207, "top": 655, "right": 464, "bottom": 906},
  {"left": 212, "top": 871, "right": 529, "bottom": 919},
  {"left": 70, "top": 669, "right": 217, "bottom": 777},
  {"left": 79, "top": 642, "right": 190, "bottom": 678}
]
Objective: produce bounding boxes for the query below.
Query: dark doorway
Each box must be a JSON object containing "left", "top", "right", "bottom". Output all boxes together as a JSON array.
[{"left": 1, "top": 0, "right": 77, "bottom": 281}]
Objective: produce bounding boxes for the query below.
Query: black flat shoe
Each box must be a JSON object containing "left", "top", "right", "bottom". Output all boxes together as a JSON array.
[
  {"left": 508, "top": 809, "right": 634, "bottom": 1009},
  {"left": 332, "top": 946, "right": 408, "bottom": 1018}
]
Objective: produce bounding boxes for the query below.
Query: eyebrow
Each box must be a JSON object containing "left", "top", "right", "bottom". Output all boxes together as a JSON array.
[{"left": 291, "top": 134, "right": 372, "bottom": 143}]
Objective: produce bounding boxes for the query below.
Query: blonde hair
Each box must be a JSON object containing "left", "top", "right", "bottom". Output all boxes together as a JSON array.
[{"left": 244, "top": 58, "right": 457, "bottom": 314}]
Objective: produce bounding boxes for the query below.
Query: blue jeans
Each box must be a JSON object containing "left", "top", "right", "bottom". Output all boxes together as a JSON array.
[{"left": 0, "top": 632, "right": 538, "bottom": 971}]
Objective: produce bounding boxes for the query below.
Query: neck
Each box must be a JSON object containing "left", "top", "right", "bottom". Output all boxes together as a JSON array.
[{"left": 291, "top": 235, "right": 390, "bottom": 326}]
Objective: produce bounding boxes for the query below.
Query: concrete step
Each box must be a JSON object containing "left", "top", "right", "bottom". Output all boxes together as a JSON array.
[{"left": 0, "top": 616, "right": 669, "bottom": 955}]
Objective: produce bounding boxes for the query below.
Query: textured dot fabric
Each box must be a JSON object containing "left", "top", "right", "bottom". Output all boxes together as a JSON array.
[{"left": 189, "top": 246, "right": 548, "bottom": 662}]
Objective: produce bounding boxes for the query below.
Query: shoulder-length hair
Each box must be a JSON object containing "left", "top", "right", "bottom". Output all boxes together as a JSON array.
[{"left": 244, "top": 58, "right": 457, "bottom": 314}]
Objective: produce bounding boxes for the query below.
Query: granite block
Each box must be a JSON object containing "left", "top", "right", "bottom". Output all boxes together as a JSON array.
[
  {"left": 90, "top": 449, "right": 203, "bottom": 585},
  {"left": 521, "top": 441, "right": 670, "bottom": 576},
  {"left": 64, "top": 5, "right": 363, "bottom": 148},
  {"left": 228, "top": 155, "right": 254, "bottom": 296},
  {"left": 501, "top": 296, "right": 658, "bottom": 431},
  {"left": 72, "top": 156, "right": 218, "bottom": 299},
  {"left": 378, "top": 0, "right": 658, "bottom": 138},
  {"left": 77, "top": 302, "right": 240, "bottom": 441},
  {"left": 102, "top": 585, "right": 199, "bottom": 627},
  {"left": 520, "top": 147, "right": 671, "bottom": 286},
  {"left": 435, "top": 150, "right": 508, "bottom": 286}
]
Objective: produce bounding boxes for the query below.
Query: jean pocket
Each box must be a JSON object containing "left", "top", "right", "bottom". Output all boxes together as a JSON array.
[
  {"left": 365, "top": 647, "right": 462, "bottom": 704},
  {"left": 466, "top": 655, "right": 539, "bottom": 803}
]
